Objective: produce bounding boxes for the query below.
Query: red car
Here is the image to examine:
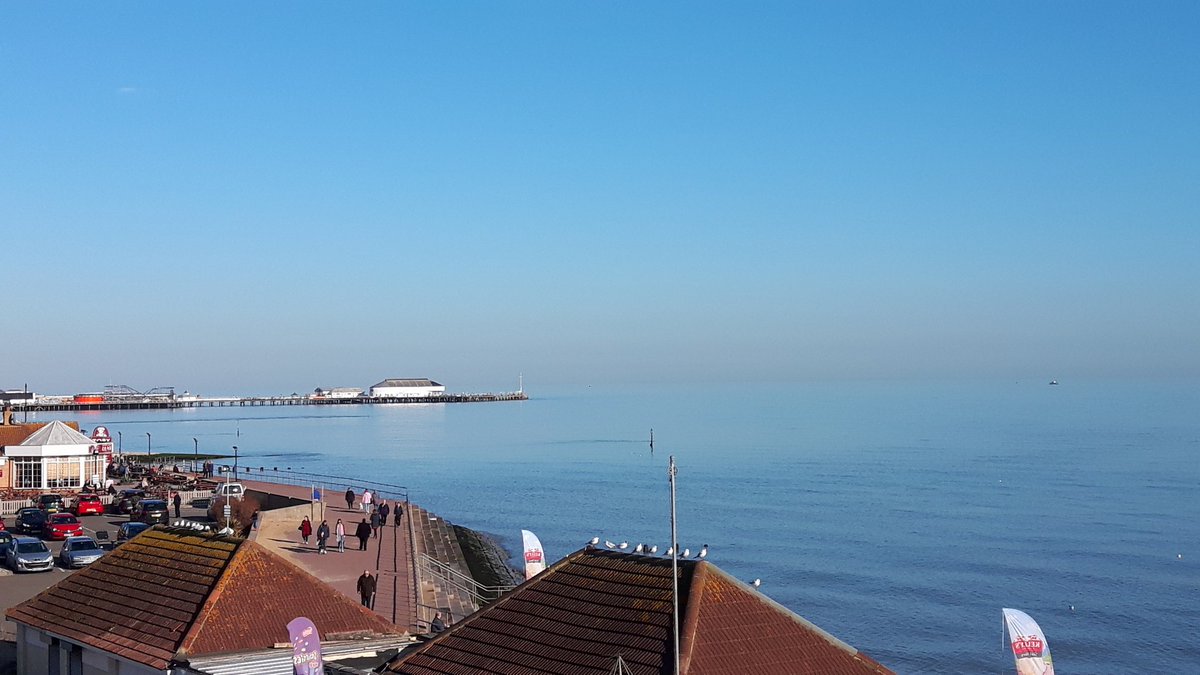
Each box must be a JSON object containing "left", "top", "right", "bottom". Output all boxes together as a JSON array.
[
  {"left": 73, "top": 494, "right": 104, "bottom": 517},
  {"left": 44, "top": 514, "right": 84, "bottom": 540}
]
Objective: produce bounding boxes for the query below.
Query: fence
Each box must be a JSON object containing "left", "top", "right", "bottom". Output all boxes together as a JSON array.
[
  {"left": 221, "top": 465, "right": 409, "bottom": 506},
  {"left": 416, "top": 552, "right": 515, "bottom": 622},
  {"left": 1, "top": 488, "right": 214, "bottom": 517}
]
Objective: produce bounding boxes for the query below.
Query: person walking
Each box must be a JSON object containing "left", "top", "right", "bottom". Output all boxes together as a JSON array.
[
  {"left": 369, "top": 510, "right": 381, "bottom": 538},
  {"left": 361, "top": 489, "right": 373, "bottom": 513},
  {"left": 299, "top": 516, "right": 312, "bottom": 545},
  {"left": 335, "top": 518, "right": 346, "bottom": 553},
  {"left": 393, "top": 502, "right": 403, "bottom": 526},
  {"left": 356, "top": 570, "right": 376, "bottom": 609},
  {"left": 172, "top": 491, "right": 182, "bottom": 519},
  {"left": 344, "top": 487, "right": 355, "bottom": 510},
  {"left": 355, "top": 518, "right": 371, "bottom": 550},
  {"left": 378, "top": 501, "right": 390, "bottom": 527},
  {"left": 316, "top": 520, "right": 330, "bottom": 555}
]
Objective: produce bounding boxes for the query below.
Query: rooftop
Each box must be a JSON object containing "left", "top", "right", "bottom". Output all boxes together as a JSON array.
[
  {"left": 383, "top": 548, "right": 893, "bottom": 675},
  {"left": 371, "top": 379, "right": 443, "bottom": 389}
]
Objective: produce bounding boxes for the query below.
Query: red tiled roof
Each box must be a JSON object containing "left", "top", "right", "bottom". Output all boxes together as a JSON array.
[
  {"left": 7, "top": 527, "right": 404, "bottom": 670},
  {"left": 384, "top": 548, "right": 893, "bottom": 675}
]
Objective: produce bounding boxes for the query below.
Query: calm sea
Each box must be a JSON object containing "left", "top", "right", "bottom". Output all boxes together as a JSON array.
[{"left": 29, "top": 380, "right": 1200, "bottom": 673}]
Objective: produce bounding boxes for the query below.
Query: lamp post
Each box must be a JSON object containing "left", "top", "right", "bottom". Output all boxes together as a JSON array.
[
  {"left": 117, "top": 431, "right": 122, "bottom": 455},
  {"left": 146, "top": 432, "right": 151, "bottom": 456},
  {"left": 193, "top": 438, "right": 199, "bottom": 473},
  {"left": 232, "top": 445, "right": 238, "bottom": 480}
]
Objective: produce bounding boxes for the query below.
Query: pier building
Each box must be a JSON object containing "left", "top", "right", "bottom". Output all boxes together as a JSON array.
[
  {"left": 0, "top": 419, "right": 105, "bottom": 492},
  {"left": 369, "top": 379, "right": 446, "bottom": 398}
]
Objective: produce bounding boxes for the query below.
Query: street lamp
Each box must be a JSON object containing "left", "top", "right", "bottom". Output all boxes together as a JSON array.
[
  {"left": 232, "top": 445, "right": 238, "bottom": 480},
  {"left": 193, "top": 438, "right": 199, "bottom": 473},
  {"left": 117, "top": 431, "right": 122, "bottom": 455},
  {"left": 146, "top": 432, "right": 151, "bottom": 456}
]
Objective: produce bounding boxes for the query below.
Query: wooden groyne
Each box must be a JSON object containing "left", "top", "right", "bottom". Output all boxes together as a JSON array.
[{"left": 16, "top": 392, "right": 528, "bottom": 413}]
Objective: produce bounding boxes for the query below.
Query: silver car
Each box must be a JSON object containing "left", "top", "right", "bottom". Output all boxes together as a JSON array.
[
  {"left": 59, "top": 536, "right": 105, "bottom": 568},
  {"left": 6, "top": 536, "right": 53, "bottom": 573}
]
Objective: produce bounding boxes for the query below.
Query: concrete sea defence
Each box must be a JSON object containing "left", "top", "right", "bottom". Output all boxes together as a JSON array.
[{"left": 453, "top": 525, "right": 522, "bottom": 592}]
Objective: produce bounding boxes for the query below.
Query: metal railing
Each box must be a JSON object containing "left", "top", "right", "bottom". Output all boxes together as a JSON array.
[
  {"left": 417, "top": 552, "right": 515, "bottom": 611},
  {"left": 214, "top": 465, "right": 409, "bottom": 505}
]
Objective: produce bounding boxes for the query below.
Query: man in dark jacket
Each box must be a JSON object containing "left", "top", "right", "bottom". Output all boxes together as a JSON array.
[
  {"left": 356, "top": 570, "right": 376, "bottom": 608},
  {"left": 369, "top": 510, "right": 381, "bottom": 538},
  {"left": 172, "top": 492, "right": 182, "bottom": 518},
  {"left": 393, "top": 503, "right": 403, "bottom": 526},
  {"left": 345, "top": 488, "right": 355, "bottom": 510},
  {"left": 378, "top": 501, "right": 390, "bottom": 527},
  {"left": 355, "top": 518, "right": 372, "bottom": 550}
]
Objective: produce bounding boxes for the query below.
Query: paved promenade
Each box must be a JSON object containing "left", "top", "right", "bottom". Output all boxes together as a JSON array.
[{"left": 241, "top": 479, "right": 418, "bottom": 632}]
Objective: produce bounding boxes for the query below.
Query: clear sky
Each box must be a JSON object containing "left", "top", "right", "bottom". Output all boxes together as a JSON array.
[{"left": 2, "top": 2, "right": 1197, "bottom": 395}]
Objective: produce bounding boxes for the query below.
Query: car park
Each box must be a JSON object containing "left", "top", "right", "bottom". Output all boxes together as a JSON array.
[
  {"left": 59, "top": 536, "right": 105, "bottom": 568},
  {"left": 36, "top": 494, "right": 66, "bottom": 514},
  {"left": 44, "top": 513, "right": 85, "bottom": 540},
  {"left": 72, "top": 493, "right": 105, "bottom": 516},
  {"left": 15, "top": 508, "right": 46, "bottom": 535},
  {"left": 115, "top": 521, "right": 150, "bottom": 546},
  {"left": 5, "top": 536, "right": 53, "bottom": 572},
  {"left": 132, "top": 499, "right": 170, "bottom": 525}
]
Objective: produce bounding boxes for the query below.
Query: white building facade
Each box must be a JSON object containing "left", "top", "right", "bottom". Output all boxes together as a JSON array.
[
  {"left": 5, "top": 420, "right": 107, "bottom": 490},
  {"left": 368, "top": 379, "right": 446, "bottom": 398}
]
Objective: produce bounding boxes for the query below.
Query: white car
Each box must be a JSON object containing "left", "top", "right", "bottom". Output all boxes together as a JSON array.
[
  {"left": 212, "top": 482, "right": 245, "bottom": 499},
  {"left": 59, "top": 536, "right": 105, "bottom": 568}
]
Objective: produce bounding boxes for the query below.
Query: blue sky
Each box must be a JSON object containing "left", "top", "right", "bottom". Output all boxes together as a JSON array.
[{"left": 3, "top": 2, "right": 1197, "bottom": 394}]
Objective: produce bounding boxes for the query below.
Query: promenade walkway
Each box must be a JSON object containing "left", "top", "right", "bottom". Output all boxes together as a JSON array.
[{"left": 243, "top": 479, "right": 417, "bottom": 632}]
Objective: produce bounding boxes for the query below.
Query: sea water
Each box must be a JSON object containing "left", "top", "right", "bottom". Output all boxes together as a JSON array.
[{"left": 30, "top": 380, "right": 1200, "bottom": 673}]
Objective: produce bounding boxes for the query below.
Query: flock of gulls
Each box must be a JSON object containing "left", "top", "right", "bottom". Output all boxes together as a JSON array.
[{"left": 586, "top": 537, "right": 762, "bottom": 588}]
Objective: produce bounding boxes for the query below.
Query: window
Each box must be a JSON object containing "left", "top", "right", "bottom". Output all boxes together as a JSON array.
[{"left": 13, "top": 459, "right": 41, "bottom": 490}]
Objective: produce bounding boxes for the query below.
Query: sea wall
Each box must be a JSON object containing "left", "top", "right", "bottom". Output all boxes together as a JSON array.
[{"left": 452, "top": 525, "right": 522, "bottom": 593}]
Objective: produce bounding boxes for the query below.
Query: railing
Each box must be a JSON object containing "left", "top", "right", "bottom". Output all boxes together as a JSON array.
[
  {"left": 417, "top": 552, "right": 515, "bottom": 614},
  {"left": 1, "top": 488, "right": 212, "bottom": 516},
  {"left": 219, "top": 465, "right": 409, "bottom": 505}
]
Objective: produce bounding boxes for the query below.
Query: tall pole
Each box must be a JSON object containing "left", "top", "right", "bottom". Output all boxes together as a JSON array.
[
  {"left": 232, "top": 445, "right": 238, "bottom": 481},
  {"left": 117, "top": 431, "right": 122, "bottom": 455},
  {"left": 146, "top": 432, "right": 151, "bottom": 456},
  {"left": 668, "top": 455, "right": 680, "bottom": 675},
  {"left": 193, "top": 438, "right": 198, "bottom": 473}
]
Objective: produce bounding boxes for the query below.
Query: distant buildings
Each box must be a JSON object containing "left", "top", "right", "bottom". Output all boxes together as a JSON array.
[
  {"left": 313, "top": 387, "right": 365, "bottom": 399},
  {"left": 369, "top": 379, "right": 445, "bottom": 398}
]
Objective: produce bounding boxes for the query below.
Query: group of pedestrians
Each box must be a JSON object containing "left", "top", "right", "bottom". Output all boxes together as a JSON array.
[{"left": 296, "top": 486, "right": 402, "bottom": 555}]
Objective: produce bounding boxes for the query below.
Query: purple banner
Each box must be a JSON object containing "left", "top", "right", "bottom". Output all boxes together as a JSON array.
[{"left": 287, "top": 616, "right": 323, "bottom": 675}]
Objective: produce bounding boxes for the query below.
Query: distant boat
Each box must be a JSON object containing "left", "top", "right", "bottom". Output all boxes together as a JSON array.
[{"left": 1049, "top": 380, "right": 1058, "bottom": 385}]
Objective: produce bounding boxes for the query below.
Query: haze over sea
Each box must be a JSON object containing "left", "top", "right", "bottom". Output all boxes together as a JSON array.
[{"left": 28, "top": 378, "right": 1199, "bottom": 673}]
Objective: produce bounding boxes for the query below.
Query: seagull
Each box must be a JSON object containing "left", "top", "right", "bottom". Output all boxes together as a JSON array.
[
  {"left": 589, "top": 537, "right": 600, "bottom": 546},
  {"left": 634, "top": 543, "right": 644, "bottom": 554},
  {"left": 697, "top": 544, "right": 708, "bottom": 559},
  {"left": 752, "top": 579, "right": 761, "bottom": 588},
  {"left": 618, "top": 541, "right": 629, "bottom": 550},
  {"left": 1069, "top": 604, "right": 1075, "bottom": 612},
  {"left": 682, "top": 548, "right": 690, "bottom": 558},
  {"left": 666, "top": 546, "right": 674, "bottom": 557},
  {"left": 604, "top": 540, "right": 616, "bottom": 549},
  {"left": 648, "top": 545, "right": 658, "bottom": 554},
  {"left": 1178, "top": 553, "right": 1184, "bottom": 560}
]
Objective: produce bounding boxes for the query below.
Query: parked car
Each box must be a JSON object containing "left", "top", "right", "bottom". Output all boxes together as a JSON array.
[
  {"left": 36, "top": 494, "right": 66, "bottom": 514},
  {"left": 132, "top": 499, "right": 170, "bottom": 525},
  {"left": 115, "top": 521, "right": 150, "bottom": 546},
  {"left": 15, "top": 508, "right": 46, "bottom": 535},
  {"left": 72, "top": 493, "right": 105, "bottom": 517},
  {"left": 113, "top": 489, "right": 146, "bottom": 514},
  {"left": 212, "top": 482, "right": 245, "bottom": 499},
  {"left": 59, "top": 536, "right": 105, "bottom": 568},
  {"left": 6, "top": 536, "right": 53, "bottom": 573},
  {"left": 44, "top": 513, "right": 84, "bottom": 540}
]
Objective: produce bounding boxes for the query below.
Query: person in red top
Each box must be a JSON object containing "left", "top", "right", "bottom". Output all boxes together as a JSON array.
[{"left": 299, "top": 516, "right": 312, "bottom": 545}]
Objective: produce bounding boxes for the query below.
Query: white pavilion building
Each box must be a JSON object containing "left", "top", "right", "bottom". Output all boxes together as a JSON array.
[{"left": 7, "top": 420, "right": 107, "bottom": 490}]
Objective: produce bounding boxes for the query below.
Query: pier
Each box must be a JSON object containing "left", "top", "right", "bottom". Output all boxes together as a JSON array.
[{"left": 14, "top": 391, "right": 527, "bottom": 413}]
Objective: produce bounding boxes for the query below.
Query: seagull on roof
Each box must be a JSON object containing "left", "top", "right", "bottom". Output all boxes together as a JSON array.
[
  {"left": 666, "top": 546, "right": 674, "bottom": 557},
  {"left": 604, "top": 540, "right": 616, "bottom": 549},
  {"left": 634, "top": 543, "right": 644, "bottom": 554},
  {"left": 697, "top": 544, "right": 708, "bottom": 559},
  {"left": 752, "top": 579, "right": 761, "bottom": 588},
  {"left": 682, "top": 548, "right": 690, "bottom": 558},
  {"left": 618, "top": 541, "right": 629, "bottom": 550},
  {"left": 589, "top": 537, "right": 600, "bottom": 546},
  {"left": 648, "top": 545, "right": 658, "bottom": 554}
]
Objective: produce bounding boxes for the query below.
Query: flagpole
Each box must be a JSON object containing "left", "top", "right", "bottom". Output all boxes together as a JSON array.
[{"left": 668, "top": 455, "right": 680, "bottom": 675}]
